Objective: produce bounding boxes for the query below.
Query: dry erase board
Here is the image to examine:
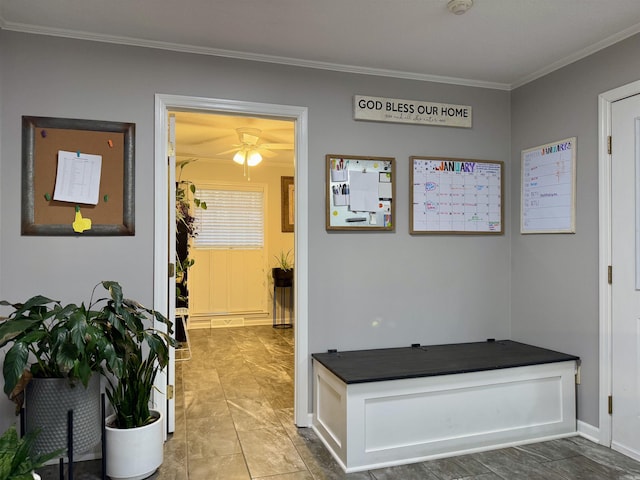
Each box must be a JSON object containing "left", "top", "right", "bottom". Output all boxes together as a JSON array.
[
  {"left": 521, "top": 137, "right": 576, "bottom": 234},
  {"left": 410, "top": 156, "right": 503, "bottom": 234},
  {"left": 326, "top": 155, "right": 395, "bottom": 231}
]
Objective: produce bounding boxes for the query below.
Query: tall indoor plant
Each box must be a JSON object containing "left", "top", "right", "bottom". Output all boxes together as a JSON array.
[
  {"left": 0, "top": 282, "right": 124, "bottom": 456},
  {"left": 175, "top": 160, "right": 206, "bottom": 306},
  {"left": 101, "top": 283, "right": 178, "bottom": 480}
]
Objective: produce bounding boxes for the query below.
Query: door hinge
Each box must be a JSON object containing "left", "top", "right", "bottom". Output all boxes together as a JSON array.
[
  {"left": 169, "top": 263, "right": 175, "bottom": 278},
  {"left": 608, "top": 265, "right": 612, "bottom": 284},
  {"left": 167, "top": 384, "right": 174, "bottom": 400},
  {"left": 608, "top": 395, "right": 613, "bottom": 415},
  {"left": 608, "top": 135, "right": 612, "bottom": 155}
]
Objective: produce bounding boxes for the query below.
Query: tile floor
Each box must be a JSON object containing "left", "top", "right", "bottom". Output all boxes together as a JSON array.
[{"left": 40, "top": 325, "right": 640, "bottom": 479}]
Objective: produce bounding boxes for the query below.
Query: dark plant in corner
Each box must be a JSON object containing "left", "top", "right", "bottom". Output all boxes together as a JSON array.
[
  {"left": 0, "top": 426, "right": 63, "bottom": 480},
  {"left": 175, "top": 159, "right": 207, "bottom": 306},
  {"left": 101, "top": 283, "right": 179, "bottom": 429}
]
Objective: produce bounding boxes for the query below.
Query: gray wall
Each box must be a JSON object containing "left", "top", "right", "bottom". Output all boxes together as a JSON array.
[
  {"left": 510, "top": 33, "right": 640, "bottom": 428},
  {"left": 0, "top": 30, "right": 512, "bottom": 431}
]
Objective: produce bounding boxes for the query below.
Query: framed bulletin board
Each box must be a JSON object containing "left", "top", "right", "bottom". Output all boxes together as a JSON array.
[
  {"left": 326, "top": 154, "right": 394, "bottom": 231},
  {"left": 410, "top": 156, "right": 503, "bottom": 234},
  {"left": 22, "top": 116, "right": 135, "bottom": 236},
  {"left": 521, "top": 137, "right": 576, "bottom": 234}
]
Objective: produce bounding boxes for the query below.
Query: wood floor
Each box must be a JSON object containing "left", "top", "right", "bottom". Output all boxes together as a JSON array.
[{"left": 38, "top": 325, "right": 640, "bottom": 479}]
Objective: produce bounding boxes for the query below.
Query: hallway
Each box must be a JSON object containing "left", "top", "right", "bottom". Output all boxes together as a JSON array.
[{"left": 159, "top": 326, "right": 640, "bottom": 480}]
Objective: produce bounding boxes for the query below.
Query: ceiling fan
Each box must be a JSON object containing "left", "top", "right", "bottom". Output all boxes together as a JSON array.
[{"left": 218, "top": 127, "right": 293, "bottom": 167}]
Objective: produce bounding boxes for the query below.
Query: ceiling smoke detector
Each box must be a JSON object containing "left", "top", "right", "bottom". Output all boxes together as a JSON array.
[{"left": 447, "top": 0, "right": 473, "bottom": 15}]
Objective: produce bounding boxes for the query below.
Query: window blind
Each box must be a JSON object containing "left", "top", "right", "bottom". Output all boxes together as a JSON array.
[{"left": 194, "top": 187, "right": 264, "bottom": 249}]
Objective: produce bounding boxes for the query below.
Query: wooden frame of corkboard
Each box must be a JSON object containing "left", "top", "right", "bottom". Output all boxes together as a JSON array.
[{"left": 21, "top": 116, "right": 135, "bottom": 236}]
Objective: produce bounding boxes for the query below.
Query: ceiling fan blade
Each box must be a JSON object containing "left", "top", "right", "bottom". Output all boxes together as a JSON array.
[
  {"left": 259, "top": 143, "right": 294, "bottom": 150},
  {"left": 257, "top": 148, "right": 277, "bottom": 158},
  {"left": 217, "top": 148, "right": 241, "bottom": 155}
]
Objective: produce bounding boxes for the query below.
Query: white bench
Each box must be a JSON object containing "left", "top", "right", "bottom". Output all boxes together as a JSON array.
[{"left": 312, "top": 340, "right": 579, "bottom": 473}]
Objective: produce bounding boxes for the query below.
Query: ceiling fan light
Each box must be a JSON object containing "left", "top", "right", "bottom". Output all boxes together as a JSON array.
[
  {"left": 247, "top": 151, "right": 262, "bottom": 166},
  {"left": 233, "top": 151, "right": 246, "bottom": 164}
]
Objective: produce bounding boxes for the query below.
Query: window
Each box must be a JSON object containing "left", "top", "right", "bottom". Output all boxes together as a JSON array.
[{"left": 194, "top": 185, "right": 264, "bottom": 249}]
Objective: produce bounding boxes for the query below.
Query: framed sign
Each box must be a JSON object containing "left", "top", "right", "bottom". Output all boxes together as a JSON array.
[
  {"left": 354, "top": 95, "right": 472, "bottom": 128},
  {"left": 326, "top": 155, "right": 395, "bottom": 231},
  {"left": 521, "top": 137, "right": 576, "bottom": 234},
  {"left": 22, "top": 116, "right": 135, "bottom": 236},
  {"left": 410, "top": 156, "right": 503, "bottom": 234}
]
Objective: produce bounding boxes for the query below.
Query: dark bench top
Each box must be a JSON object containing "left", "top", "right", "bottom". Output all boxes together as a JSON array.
[{"left": 311, "top": 340, "right": 579, "bottom": 384}]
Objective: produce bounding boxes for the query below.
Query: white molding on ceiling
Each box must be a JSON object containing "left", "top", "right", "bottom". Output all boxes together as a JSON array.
[
  {"left": 2, "top": 15, "right": 640, "bottom": 91},
  {"left": 511, "top": 20, "right": 640, "bottom": 90},
  {"left": 0, "top": 19, "right": 511, "bottom": 91}
]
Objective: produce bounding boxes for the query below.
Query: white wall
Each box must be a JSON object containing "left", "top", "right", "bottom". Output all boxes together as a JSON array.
[
  {"left": 510, "top": 33, "right": 640, "bottom": 428},
  {"left": 0, "top": 31, "right": 511, "bottom": 431}
]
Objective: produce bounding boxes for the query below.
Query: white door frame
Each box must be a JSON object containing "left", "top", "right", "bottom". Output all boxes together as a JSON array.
[
  {"left": 598, "top": 79, "right": 640, "bottom": 446},
  {"left": 153, "top": 93, "right": 310, "bottom": 427}
]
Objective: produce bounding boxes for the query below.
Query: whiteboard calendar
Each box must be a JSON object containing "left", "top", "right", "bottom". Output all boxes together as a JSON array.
[
  {"left": 410, "top": 157, "right": 504, "bottom": 234},
  {"left": 521, "top": 137, "right": 576, "bottom": 234}
]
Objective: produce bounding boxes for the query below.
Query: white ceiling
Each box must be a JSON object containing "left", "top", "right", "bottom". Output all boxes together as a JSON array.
[{"left": 2, "top": 0, "right": 640, "bottom": 90}]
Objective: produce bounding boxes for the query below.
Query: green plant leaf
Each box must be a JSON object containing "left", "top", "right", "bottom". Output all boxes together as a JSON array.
[
  {"left": 0, "top": 426, "right": 64, "bottom": 479},
  {"left": 0, "top": 319, "right": 39, "bottom": 349},
  {"left": 0, "top": 425, "right": 18, "bottom": 480},
  {"left": 3, "top": 344, "right": 29, "bottom": 396}
]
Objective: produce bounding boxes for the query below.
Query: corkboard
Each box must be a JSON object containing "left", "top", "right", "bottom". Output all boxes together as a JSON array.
[{"left": 22, "top": 116, "right": 135, "bottom": 235}]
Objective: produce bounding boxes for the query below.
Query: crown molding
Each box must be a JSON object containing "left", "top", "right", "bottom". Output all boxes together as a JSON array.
[
  {"left": 3, "top": 15, "right": 639, "bottom": 92},
  {"left": 0, "top": 19, "right": 511, "bottom": 91},
  {"left": 511, "top": 20, "right": 640, "bottom": 89}
]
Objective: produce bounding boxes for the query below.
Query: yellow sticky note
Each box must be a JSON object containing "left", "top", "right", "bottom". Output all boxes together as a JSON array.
[{"left": 72, "top": 209, "right": 92, "bottom": 233}]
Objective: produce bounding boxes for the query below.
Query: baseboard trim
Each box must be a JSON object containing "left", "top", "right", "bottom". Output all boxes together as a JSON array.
[
  {"left": 186, "top": 316, "right": 273, "bottom": 329},
  {"left": 577, "top": 420, "right": 600, "bottom": 443}
]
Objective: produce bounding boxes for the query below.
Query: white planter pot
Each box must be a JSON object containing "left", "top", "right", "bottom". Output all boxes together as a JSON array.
[{"left": 105, "top": 411, "right": 163, "bottom": 480}]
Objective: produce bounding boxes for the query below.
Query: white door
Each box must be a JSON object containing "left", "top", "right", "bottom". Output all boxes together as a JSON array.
[{"left": 611, "top": 93, "right": 640, "bottom": 460}]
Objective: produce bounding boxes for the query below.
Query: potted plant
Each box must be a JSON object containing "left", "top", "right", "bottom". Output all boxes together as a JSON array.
[
  {"left": 272, "top": 249, "right": 294, "bottom": 288},
  {"left": 0, "top": 425, "right": 63, "bottom": 480},
  {"left": 0, "top": 282, "right": 124, "bottom": 456},
  {"left": 175, "top": 159, "right": 206, "bottom": 341},
  {"left": 101, "top": 284, "right": 178, "bottom": 480}
]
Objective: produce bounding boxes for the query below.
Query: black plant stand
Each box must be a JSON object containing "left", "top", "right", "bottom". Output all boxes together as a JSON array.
[
  {"left": 272, "top": 268, "right": 293, "bottom": 329},
  {"left": 23, "top": 394, "right": 107, "bottom": 480}
]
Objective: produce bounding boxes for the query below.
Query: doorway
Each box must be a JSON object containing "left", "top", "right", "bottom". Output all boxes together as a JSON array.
[
  {"left": 172, "top": 112, "right": 295, "bottom": 327},
  {"left": 153, "top": 94, "right": 310, "bottom": 431},
  {"left": 598, "top": 79, "right": 640, "bottom": 458}
]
